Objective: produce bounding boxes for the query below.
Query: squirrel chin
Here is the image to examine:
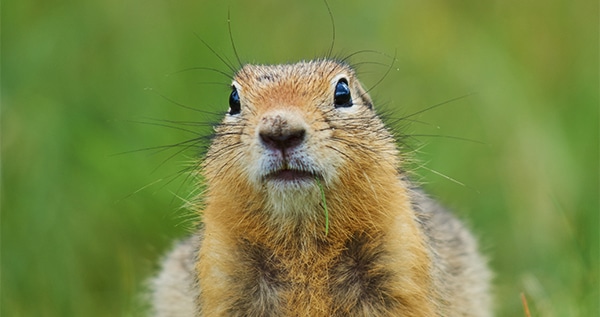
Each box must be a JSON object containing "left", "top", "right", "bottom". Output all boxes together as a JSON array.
[{"left": 262, "top": 177, "right": 322, "bottom": 218}]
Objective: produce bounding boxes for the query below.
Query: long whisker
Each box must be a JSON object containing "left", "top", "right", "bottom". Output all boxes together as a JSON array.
[
  {"left": 145, "top": 88, "right": 222, "bottom": 115},
  {"left": 361, "top": 49, "right": 397, "bottom": 97},
  {"left": 324, "top": 0, "right": 336, "bottom": 59},
  {"left": 111, "top": 137, "right": 206, "bottom": 157},
  {"left": 126, "top": 119, "right": 202, "bottom": 135},
  {"left": 406, "top": 134, "right": 486, "bottom": 145},
  {"left": 341, "top": 50, "right": 393, "bottom": 63},
  {"left": 193, "top": 32, "right": 237, "bottom": 74},
  {"left": 399, "top": 93, "right": 475, "bottom": 120},
  {"left": 167, "top": 66, "right": 233, "bottom": 81},
  {"left": 141, "top": 117, "right": 220, "bottom": 128},
  {"left": 227, "top": 9, "right": 243, "bottom": 69}
]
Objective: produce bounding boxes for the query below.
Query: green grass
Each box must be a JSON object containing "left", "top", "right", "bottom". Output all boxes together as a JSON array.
[
  {"left": 3, "top": 0, "right": 598, "bottom": 316},
  {"left": 316, "top": 177, "right": 330, "bottom": 236}
]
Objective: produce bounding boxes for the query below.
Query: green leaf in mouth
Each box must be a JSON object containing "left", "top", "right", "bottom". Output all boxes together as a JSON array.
[{"left": 315, "top": 177, "right": 329, "bottom": 236}]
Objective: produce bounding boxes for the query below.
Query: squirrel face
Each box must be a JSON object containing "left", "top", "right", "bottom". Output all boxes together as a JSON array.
[{"left": 204, "top": 60, "right": 399, "bottom": 216}]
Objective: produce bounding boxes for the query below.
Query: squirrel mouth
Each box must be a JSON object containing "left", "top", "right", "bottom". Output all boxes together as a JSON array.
[{"left": 265, "top": 168, "right": 317, "bottom": 183}]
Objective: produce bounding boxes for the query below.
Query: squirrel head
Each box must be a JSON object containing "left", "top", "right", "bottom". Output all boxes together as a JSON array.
[{"left": 203, "top": 60, "right": 399, "bottom": 218}]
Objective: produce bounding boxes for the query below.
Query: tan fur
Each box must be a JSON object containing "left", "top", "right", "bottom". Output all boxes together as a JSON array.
[{"left": 151, "top": 60, "right": 492, "bottom": 316}]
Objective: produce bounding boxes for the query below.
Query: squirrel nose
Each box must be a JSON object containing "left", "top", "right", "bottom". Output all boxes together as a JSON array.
[
  {"left": 260, "top": 128, "right": 305, "bottom": 151},
  {"left": 258, "top": 114, "right": 306, "bottom": 152}
]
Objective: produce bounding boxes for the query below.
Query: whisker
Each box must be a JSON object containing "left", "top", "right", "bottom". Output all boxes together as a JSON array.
[
  {"left": 383, "top": 115, "right": 435, "bottom": 127},
  {"left": 126, "top": 119, "right": 202, "bottom": 136},
  {"left": 111, "top": 137, "right": 206, "bottom": 157},
  {"left": 209, "top": 145, "right": 246, "bottom": 177},
  {"left": 167, "top": 66, "right": 233, "bottom": 81},
  {"left": 204, "top": 142, "right": 245, "bottom": 166},
  {"left": 323, "top": 0, "right": 336, "bottom": 59},
  {"left": 142, "top": 118, "right": 220, "bottom": 128},
  {"left": 145, "top": 88, "right": 222, "bottom": 115},
  {"left": 330, "top": 136, "right": 379, "bottom": 155},
  {"left": 152, "top": 139, "right": 207, "bottom": 174},
  {"left": 417, "top": 164, "right": 480, "bottom": 194},
  {"left": 399, "top": 93, "right": 475, "bottom": 120},
  {"left": 361, "top": 49, "right": 397, "bottom": 97},
  {"left": 167, "top": 165, "right": 202, "bottom": 205},
  {"left": 196, "top": 81, "right": 232, "bottom": 88},
  {"left": 193, "top": 32, "right": 237, "bottom": 74},
  {"left": 341, "top": 50, "right": 393, "bottom": 63},
  {"left": 406, "top": 134, "right": 486, "bottom": 145},
  {"left": 325, "top": 144, "right": 352, "bottom": 161},
  {"left": 115, "top": 178, "right": 165, "bottom": 204},
  {"left": 212, "top": 131, "right": 248, "bottom": 138},
  {"left": 351, "top": 61, "right": 391, "bottom": 68},
  {"left": 227, "top": 9, "right": 244, "bottom": 69}
]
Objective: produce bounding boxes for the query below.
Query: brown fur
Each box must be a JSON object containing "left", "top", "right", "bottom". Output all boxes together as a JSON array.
[{"left": 151, "top": 60, "right": 491, "bottom": 316}]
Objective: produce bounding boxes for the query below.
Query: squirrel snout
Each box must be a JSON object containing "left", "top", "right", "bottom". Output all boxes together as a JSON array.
[{"left": 258, "top": 113, "right": 306, "bottom": 152}]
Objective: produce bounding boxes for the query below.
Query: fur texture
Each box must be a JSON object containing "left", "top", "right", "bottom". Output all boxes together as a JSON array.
[{"left": 150, "top": 60, "right": 492, "bottom": 316}]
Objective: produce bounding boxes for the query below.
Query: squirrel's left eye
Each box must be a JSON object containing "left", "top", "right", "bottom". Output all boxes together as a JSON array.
[
  {"left": 229, "top": 86, "right": 241, "bottom": 115},
  {"left": 334, "top": 79, "right": 352, "bottom": 108}
]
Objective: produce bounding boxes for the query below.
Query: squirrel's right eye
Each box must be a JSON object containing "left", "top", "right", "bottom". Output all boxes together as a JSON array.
[{"left": 229, "top": 87, "right": 241, "bottom": 115}]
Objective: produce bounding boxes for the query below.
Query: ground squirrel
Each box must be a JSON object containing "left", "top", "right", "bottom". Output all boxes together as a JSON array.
[{"left": 150, "top": 60, "right": 492, "bottom": 316}]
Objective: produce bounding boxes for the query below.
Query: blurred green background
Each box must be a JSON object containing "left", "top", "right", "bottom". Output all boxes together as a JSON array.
[{"left": 3, "top": 0, "right": 597, "bottom": 316}]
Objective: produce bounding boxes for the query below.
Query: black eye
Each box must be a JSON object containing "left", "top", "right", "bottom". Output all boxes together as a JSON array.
[
  {"left": 334, "top": 79, "right": 352, "bottom": 108},
  {"left": 229, "top": 86, "right": 241, "bottom": 115}
]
